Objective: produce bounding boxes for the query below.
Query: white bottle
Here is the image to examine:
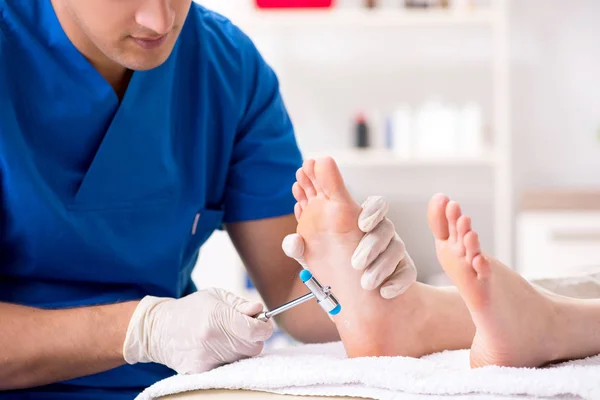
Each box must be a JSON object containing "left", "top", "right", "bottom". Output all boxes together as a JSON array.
[
  {"left": 414, "top": 100, "right": 449, "bottom": 158},
  {"left": 415, "top": 100, "right": 461, "bottom": 159},
  {"left": 391, "top": 104, "right": 412, "bottom": 159},
  {"left": 366, "top": 108, "right": 385, "bottom": 149},
  {"left": 458, "top": 102, "right": 483, "bottom": 157},
  {"left": 438, "top": 102, "right": 460, "bottom": 158}
]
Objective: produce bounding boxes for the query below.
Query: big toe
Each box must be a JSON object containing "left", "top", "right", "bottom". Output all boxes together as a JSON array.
[
  {"left": 428, "top": 193, "right": 450, "bottom": 240},
  {"left": 314, "top": 157, "right": 353, "bottom": 202}
]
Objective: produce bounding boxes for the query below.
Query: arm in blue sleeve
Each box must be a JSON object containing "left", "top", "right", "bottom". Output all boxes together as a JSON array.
[{"left": 223, "top": 30, "right": 303, "bottom": 223}]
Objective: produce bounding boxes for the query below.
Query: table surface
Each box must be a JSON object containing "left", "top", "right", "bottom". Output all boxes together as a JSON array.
[
  {"left": 162, "top": 390, "right": 366, "bottom": 400},
  {"left": 160, "top": 390, "right": 531, "bottom": 400}
]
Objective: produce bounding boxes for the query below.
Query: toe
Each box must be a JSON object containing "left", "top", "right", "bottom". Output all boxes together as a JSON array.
[
  {"left": 292, "top": 182, "right": 307, "bottom": 206},
  {"left": 304, "top": 159, "right": 323, "bottom": 194},
  {"left": 314, "top": 157, "right": 352, "bottom": 202},
  {"left": 472, "top": 254, "right": 491, "bottom": 280},
  {"left": 303, "top": 159, "right": 317, "bottom": 181},
  {"left": 302, "top": 159, "right": 315, "bottom": 181},
  {"left": 296, "top": 167, "right": 316, "bottom": 199},
  {"left": 464, "top": 231, "right": 481, "bottom": 264},
  {"left": 294, "top": 202, "right": 303, "bottom": 222},
  {"left": 446, "top": 201, "right": 462, "bottom": 241},
  {"left": 457, "top": 216, "right": 471, "bottom": 241},
  {"left": 427, "top": 193, "right": 450, "bottom": 240}
]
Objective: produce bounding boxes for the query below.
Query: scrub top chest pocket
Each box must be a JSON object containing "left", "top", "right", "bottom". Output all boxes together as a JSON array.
[{"left": 183, "top": 207, "right": 225, "bottom": 265}]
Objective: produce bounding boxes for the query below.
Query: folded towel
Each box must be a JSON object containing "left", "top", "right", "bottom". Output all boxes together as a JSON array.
[
  {"left": 136, "top": 342, "right": 600, "bottom": 400},
  {"left": 531, "top": 268, "right": 600, "bottom": 299}
]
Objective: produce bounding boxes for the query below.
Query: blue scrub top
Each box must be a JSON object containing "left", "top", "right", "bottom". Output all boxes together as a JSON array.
[{"left": 0, "top": 1, "right": 302, "bottom": 398}]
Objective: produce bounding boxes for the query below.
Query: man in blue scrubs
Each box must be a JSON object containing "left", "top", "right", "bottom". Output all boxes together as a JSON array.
[{"left": 0, "top": 0, "right": 417, "bottom": 398}]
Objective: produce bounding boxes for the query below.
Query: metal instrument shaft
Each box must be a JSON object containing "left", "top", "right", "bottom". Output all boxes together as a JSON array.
[{"left": 254, "top": 292, "right": 315, "bottom": 322}]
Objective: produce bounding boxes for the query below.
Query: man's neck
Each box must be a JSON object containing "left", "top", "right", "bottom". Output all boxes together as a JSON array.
[{"left": 50, "top": 0, "right": 131, "bottom": 99}]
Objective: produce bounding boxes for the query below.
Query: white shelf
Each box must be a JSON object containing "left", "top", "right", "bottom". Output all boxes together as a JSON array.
[
  {"left": 307, "top": 149, "right": 496, "bottom": 167},
  {"left": 231, "top": 8, "right": 495, "bottom": 30}
]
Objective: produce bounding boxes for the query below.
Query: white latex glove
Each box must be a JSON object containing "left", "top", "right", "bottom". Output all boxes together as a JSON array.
[
  {"left": 283, "top": 196, "right": 417, "bottom": 299},
  {"left": 123, "top": 288, "right": 274, "bottom": 374}
]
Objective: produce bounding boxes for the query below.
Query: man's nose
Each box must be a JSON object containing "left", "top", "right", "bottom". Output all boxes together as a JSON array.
[{"left": 135, "top": 0, "right": 175, "bottom": 36}]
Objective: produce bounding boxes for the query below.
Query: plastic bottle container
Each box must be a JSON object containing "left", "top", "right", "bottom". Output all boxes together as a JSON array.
[
  {"left": 458, "top": 102, "right": 483, "bottom": 157},
  {"left": 354, "top": 112, "right": 370, "bottom": 148},
  {"left": 391, "top": 104, "right": 412, "bottom": 158}
]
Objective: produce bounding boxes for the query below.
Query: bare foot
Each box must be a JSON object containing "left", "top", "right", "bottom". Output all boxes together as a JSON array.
[
  {"left": 428, "top": 193, "right": 566, "bottom": 368},
  {"left": 294, "top": 158, "right": 474, "bottom": 358}
]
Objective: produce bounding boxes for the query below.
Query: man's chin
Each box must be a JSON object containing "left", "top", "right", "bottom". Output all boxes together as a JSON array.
[
  {"left": 116, "top": 47, "right": 174, "bottom": 71},
  {"left": 121, "top": 55, "right": 171, "bottom": 71}
]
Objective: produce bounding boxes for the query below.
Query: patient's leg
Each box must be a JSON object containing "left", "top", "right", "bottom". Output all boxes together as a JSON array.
[
  {"left": 429, "top": 193, "right": 600, "bottom": 367},
  {"left": 294, "top": 158, "right": 475, "bottom": 358}
]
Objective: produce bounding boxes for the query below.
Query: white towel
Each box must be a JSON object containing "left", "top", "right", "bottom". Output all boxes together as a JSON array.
[{"left": 136, "top": 342, "right": 600, "bottom": 400}]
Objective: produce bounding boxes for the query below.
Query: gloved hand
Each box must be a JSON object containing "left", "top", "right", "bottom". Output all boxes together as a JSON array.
[
  {"left": 283, "top": 196, "right": 417, "bottom": 299},
  {"left": 123, "top": 288, "right": 274, "bottom": 374}
]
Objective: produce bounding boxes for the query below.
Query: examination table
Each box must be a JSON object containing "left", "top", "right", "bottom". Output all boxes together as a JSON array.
[
  {"left": 143, "top": 272, "right": 600, "bottom": 400},
  {"left": 163, "top": 390, "right": 361, "bottom": 399}
]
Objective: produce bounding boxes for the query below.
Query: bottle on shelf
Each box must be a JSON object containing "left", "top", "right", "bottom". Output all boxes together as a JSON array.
[
  {"left": 404, "top": 0, "right": 449, "bottom": 8},
  {"left": 457, "top": 102, "right": 483, "bottom": 157},
  {"left": 391, "top": 104, "right": 412, "bottom": 158},
  {"left": 354, "top": 112, "right": 370, "bottom": 149},
  {"left": 414, "top": 99, "right": 459, "bottom": 158}
]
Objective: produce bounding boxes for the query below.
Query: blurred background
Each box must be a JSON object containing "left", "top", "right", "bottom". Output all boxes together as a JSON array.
[{"left": 189, "top": 0, "right": 600, "bottom": 337}]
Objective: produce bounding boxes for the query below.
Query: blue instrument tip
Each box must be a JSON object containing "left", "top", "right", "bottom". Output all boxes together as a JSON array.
[
  {"left": 299, "top": 269, "right": 313, "bottom": 283},
  {"left": 329, "top": 304, "right": 342, "bottom": 316}
]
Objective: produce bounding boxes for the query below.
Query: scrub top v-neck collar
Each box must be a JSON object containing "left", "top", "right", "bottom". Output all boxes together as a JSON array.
[
  {"left": 40, "top": 0, "right": 123, "bottom": 106},
  {"left": 34, "top": 0, "right": 180, "bottom": 210}
]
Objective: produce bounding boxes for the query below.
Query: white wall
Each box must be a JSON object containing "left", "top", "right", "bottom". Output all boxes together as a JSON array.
[
  {"left": 511, "top": 0, "right": 600, "bottom": 191},
  {"left": 198, "top": 1, "right": 600, "bottom": 186},
  {"left": 193, "top": 0, "right": 600, "bottom": 286}
]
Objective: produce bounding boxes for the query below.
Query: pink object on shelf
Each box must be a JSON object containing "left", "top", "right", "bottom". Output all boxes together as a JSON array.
[{"left": 255, "top": 0, "right": 334, "bottom": 8}]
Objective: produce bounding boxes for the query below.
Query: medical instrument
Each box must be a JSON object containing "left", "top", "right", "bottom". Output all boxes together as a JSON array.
[{"left": 254, "top": 270, "right": 341, "bottom": 322}]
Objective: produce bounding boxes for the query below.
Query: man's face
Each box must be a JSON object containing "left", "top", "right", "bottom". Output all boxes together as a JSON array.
[{"left": 60, "top": 0, "right": 193, "bottom": 71}]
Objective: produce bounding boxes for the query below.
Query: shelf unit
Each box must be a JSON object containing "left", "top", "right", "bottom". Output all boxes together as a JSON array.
[
  {"left": 230, "top": 7, "right": 495, "bottom": 29},
  {"left": 307, "top": 149, "right": 497, "bottom": 168},
  {"left": 229, "top": 1, "right": 513, "bottom": 264}
]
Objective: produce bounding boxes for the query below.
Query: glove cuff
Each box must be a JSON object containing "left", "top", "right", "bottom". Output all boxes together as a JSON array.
[{"left": 123, "top": 295, "right": 173, "bottom": 365}]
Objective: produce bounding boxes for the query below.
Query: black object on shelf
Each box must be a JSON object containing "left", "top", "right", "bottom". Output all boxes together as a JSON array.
[{"left": 355, "top": 113, "right": 370, "bottom": 148}]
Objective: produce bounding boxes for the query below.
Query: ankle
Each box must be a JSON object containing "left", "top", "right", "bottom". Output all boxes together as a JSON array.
[
  {"left": 417, "top": 285, "right": 475, "bottom": 353},
  {"left": 545, "top": 297, "right": 569, "bottom": 363},
  {"left": 558, "top": 298, "right": 600, "bottom": 362},
  {"left": 547, "top": 296, "right": 597, "bottom": 363},
  {"left": 396, "top": 284, "right": 436, "bottom": 356}
]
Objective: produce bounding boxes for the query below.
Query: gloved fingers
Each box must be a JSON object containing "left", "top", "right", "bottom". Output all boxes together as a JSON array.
[
  {"left": 214, "top": 288, "right": 264, "bottom": 317},
  {"left": 235, "top": 301, "right": 264, "bottom": 317},
  {"left": 239, "top": 341, "right": 265, "bottom": 358},
  {"left": 282, "top": 233, "right": 308, "bottom": 269},
  {"left": 210, "top": 288, "right": 273, "bottom": 342},
  {"left": 351, "top": 218, "right": 395, "bottom": 271},
  {"left": 230, "top": 311, "right": 274, "bottom": 343},
  {"left": 360, "top": 233, "right": 406, "bottom": 291},
  {"left": 379, "top": 253, "right": 418, "bottom": 299},
  {"left": 358, "top": 196, "right": 389, "bottom": 233}
]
